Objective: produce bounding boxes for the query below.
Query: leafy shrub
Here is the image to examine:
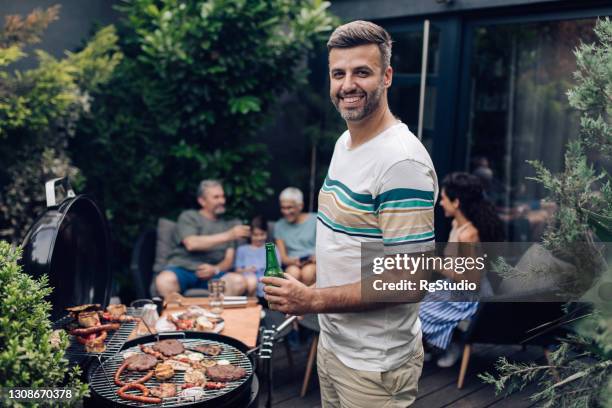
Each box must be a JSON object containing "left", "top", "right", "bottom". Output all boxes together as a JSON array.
[
  {"left": 0, "top": 241, "right": 88, "bottom": 407},
  {"left": 0, "top": 6, "right": 121, "bottom": 243}
]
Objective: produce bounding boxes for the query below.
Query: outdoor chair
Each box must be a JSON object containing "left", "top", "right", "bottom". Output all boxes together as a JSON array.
[{"left": 130, "top": 218, "right": 209, "bottom": 298}]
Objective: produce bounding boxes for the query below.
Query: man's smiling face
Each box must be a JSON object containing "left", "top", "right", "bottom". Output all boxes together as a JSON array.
[{"left": 329, "top": 43, "right": 392, "bottom": 122}]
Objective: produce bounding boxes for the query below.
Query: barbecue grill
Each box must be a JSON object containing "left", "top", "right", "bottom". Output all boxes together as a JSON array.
[{"left": 89, "top": 332, "right": 255, "bottom": 407}]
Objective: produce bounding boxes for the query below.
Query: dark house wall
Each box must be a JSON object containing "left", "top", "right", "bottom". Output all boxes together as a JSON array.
[{"left": 331, "top": 0, "right": 570, "bottom": 20}]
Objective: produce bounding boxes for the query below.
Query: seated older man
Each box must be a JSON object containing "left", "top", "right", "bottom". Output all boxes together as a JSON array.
[
  {"left": 274, "top": 187, "right": 317, "bottom": 285},
  {"left": 155, "top": 180, "right": 251, "bottom": 297}
]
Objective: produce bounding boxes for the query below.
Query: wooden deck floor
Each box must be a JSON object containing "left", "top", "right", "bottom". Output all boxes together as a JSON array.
[{"left": 258, "top": 332, "right": 543, "bottom": 408}]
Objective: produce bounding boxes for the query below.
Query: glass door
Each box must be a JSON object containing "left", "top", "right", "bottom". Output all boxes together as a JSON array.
[{"left": 458, "top": 16, "right": 600, "bottom": 242}]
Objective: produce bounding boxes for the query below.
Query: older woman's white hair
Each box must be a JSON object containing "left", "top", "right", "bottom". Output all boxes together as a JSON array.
[{"left": 279, "top": 187, "right": 303, "bottom": 204}]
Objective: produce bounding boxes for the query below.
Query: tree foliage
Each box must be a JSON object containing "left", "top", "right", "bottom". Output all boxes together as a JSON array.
[
  {"left": 0, "top": 6, "right": 121, "bottom": 243},
  {"left": 72, "top": 0, "right": 336, "bottom": 250}
]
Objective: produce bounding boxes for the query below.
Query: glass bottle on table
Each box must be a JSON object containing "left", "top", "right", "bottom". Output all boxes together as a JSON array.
[{"left": 264, "top": 242, "right": 284, "bottom": 281}]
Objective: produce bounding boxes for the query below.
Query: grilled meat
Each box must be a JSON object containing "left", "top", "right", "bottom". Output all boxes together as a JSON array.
[
  {"left": 154, "top": 363, "right": 175, "bottom": 381},
  {"left": 184, "top": 369, "right": 207, "bottom": 386},
  {"left": 78, "top": 311, "right": 101, "bottom": 328},
  {"left": 106, "top": 304, "right": 127, "bottom": 318},
  {"left": 206, "top": 364, "right": 247, "bottom": 382},
  {"left": 149, "top": 383, "right": 177, "bottom": 399},
  {"left": 125, "top": 354, "right": 159, "bottom": 371},
  {"left": 190, "top": 344, "right": 223, "bottom": 356},
  {"left": 66, "top": 304, "right": 100, "bottom": 313},
  {"left": 152, "top": 339, "right": 185, "bottom": 357}
]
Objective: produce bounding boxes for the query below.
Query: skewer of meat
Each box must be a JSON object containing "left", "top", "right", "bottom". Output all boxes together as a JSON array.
[{"left": 116, "top": 383, "right": 162, "bottom": 404}]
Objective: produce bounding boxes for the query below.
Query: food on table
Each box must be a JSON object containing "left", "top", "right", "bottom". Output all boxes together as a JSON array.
[
  {"left": 152, "top": 339, "right": 185, "bottom": 357},
  {"left": 195, "top": 316, "right": 214, "bottom": 331},
  {"left": 169, "top": 314, "right": 194, "bottom": 330},
  {"left": 149, "top": 383, "right": 177, "bottom": 399},
  {"left": 190, "top": 344, "right": 223, "bottom": 356},
  {"left": 154, "top": 363, "right": 175, "bottom": 381},
  {"left": 116, "top": 383, "right": 161, "bottom": 404},
  {"left": 206, "top": 364, "right": 247, "bottom": 382}
]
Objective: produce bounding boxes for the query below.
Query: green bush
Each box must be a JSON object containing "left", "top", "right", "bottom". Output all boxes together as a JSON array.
[
  {"left": 72, "top": 0, "right": 336, "bottom": 252},
  {"left": 0, "top": 241, "right": 88, "bottom": 407}
]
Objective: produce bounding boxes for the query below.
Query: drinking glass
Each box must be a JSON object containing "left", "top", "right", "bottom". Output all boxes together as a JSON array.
[{"left": 209, "top": 279, "right": 225, "bottom": 316}]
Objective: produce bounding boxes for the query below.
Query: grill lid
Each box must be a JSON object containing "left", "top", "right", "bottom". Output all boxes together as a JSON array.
[{"left": 21, "top": 177, "right": 112, "bottom": 321}]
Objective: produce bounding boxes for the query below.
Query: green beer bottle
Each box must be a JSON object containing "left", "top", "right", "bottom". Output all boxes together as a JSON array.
[{"left": 264, "top": 242, "right": 284, "bottom": 280}]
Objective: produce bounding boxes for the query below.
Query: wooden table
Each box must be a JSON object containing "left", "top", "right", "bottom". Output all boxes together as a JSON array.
[{"left": 129, "top": 297, "right": 262, "bottom": 348}]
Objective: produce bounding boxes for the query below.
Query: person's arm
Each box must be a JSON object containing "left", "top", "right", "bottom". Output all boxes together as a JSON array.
[
  {"left": 263, "top": 266, "right": 427, "bottom": 315},
  {"left": 216, "top": 247, "right": 235, "bottom": 272},
  {"left": 183, "top": 225, "right": 249, "bottom": 252},
  {"left": 275, "top": 238, "right": 299, "bottom": 266},
  {"left": 195, "top": 248, "right": 236, "bottom": 280}
]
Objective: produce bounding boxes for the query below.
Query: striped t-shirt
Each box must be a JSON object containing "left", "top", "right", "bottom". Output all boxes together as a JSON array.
[{"left": 316, "top": 122, "right": 438, "bottom": 371}]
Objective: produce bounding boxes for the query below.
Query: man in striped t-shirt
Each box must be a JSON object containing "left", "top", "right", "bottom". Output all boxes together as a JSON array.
[{"left": 262, "top": 20, "right": 438, "bottom": 407}]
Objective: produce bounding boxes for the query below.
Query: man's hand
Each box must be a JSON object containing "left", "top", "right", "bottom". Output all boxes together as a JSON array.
[
  {"left": 195, "top": 263, "right": 217, "bottom": 280},
  {"left": 262, "top": 274, "right": 319, "bottom": 315},
  {"left": 230, "top": 225, "right": 251, "bottom": 240}
]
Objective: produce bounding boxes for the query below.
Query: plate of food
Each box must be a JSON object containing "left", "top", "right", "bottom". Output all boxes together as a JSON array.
[{"left": 155, "top": 306, "right": 224, "bottom": 333}]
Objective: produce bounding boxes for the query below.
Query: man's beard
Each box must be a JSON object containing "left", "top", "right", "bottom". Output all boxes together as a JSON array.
[
  {"left": 332, "top": 80, "right": 385, "bottom": 122},
  {"left": 213, "top": 206, "right": 226, "bottom": 215}
]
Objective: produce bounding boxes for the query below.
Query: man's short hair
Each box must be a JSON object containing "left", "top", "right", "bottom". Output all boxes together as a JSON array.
[
  {"left": 279, "top": 187, "right": 303, "bottom": 204},
  {"left": 197, "top": 179, "right": 222, "bottom": 198},
  {"left": 327, "top": 20, "right": 393, "bottom": 70}
]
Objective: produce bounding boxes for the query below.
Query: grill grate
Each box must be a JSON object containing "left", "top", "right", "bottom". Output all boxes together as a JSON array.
[
  {"left": 53, "top": 307, "right": 143, "bottom": 366},
  {"left": 89, "top": 338, "right": 253, "bottom": 407}
]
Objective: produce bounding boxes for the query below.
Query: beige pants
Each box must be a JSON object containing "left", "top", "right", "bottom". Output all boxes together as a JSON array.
[{"left": 317, "top": 341, "right": 423, "bottom": 408}]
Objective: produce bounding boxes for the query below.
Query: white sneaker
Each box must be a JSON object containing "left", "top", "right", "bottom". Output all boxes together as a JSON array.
[{"left": 436, "top": 343, "right": 462, "bottom": 368}]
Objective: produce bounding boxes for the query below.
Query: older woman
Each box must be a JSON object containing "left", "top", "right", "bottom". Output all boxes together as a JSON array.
[{"left": 274, "top": 187, "right": 317, "bottom": 285}]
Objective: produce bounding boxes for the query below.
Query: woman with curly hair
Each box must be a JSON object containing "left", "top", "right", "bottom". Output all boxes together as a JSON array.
[{"left": 420, "top": 172, "right": 504, "bottom": 367}]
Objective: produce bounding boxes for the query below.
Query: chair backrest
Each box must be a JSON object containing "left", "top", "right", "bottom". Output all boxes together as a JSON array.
[
  {"left": 153, "top": 218, "right": 178, "bottom": 274},
  {"left": 129, "top": 227, "right": 157, "bottom": 299},
  {"left": 130, "top": 218, "right": 177, "bottom": 299}
]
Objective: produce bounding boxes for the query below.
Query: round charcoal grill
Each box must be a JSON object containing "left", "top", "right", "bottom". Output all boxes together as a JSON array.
[{"left": 89, "top": 332, "right": 254, "bottom": 407}]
